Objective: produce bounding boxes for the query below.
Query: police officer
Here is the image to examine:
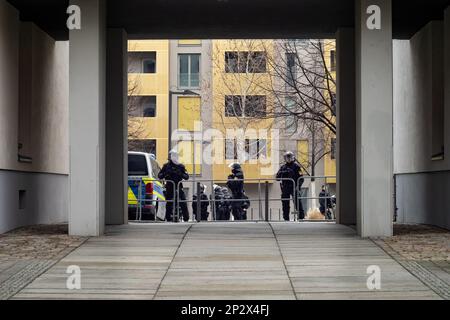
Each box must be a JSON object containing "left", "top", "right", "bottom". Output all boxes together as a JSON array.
[
  {"left": 319, "top": 185, "right": 333, "bottom": 220},
  {"left": 212, "top": 185, "right": 224, "bottom": 221},
  {"left": 227, "top": 163, "right": 245, "bottom": 221},
  {"left": 192, "top": 184, "right": 209, "bottom": 221},
  {"left": 241, "top": 192, "right": 251, "bottom": 221},
  {"left": 158, "top": 151, "right": 190, "bottom": 222},
  {"left": 276, "top": 151, "right": 305, "bottom": 221},
  {"left": 221, "top": 187, "right": 232, "bottom": 221}
]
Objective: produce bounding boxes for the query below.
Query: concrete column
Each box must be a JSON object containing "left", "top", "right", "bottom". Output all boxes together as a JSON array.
[
  {"left": 445, "top": 7, "right": 450, "bottom": 162},
  {"left": 69, "top": 0, "right": 106, "bottom": 236},
  {"left": 335, "top": 28, "right": 357, "bottom": 226},
  {"left": 106, "top": 29, "right": 128, "bottom": 225},
  {"left": 355, "top": 0, "right": 393, "bottom": 237}
]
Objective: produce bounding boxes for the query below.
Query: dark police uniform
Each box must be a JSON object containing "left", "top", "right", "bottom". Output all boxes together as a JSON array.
[
  {"left": 276, "top": 161, "right": 305, "bottom": 221},
  {"left": 192, "top": 191, "right": 209, "bottom": 221},
  {"left": 158, "top": 160, "right": 190, "bottom": 222},
  {"left": 319, "top": 189, "right": 333, "bottom": 220},
  {"left": 227, "top": 168, "right": 245, "bottom": 221}
]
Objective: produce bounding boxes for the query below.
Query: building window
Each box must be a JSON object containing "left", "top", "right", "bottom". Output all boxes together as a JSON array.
[
  {"left": 245, "top": 139, "right": 267, "bottom": 160},
  {"left": 128, "top": 52, "right": 156, "bottom": 73},
  {"left": 225, "top": 96, "right": 243, "bottom": 117},
  {"left": 128, "top": 139, "right": 157, "bottom": 156},
  {"left": 331, "top": 138, "right": 336, "bottom": 160},
  {"left": 330, "top": 50, "right": 336, "bottom": 72},
  {"left": 225, "top": 51, "right": 266, "bottom": 73},
  {"left": 143, "top": 57, "right": 156, "bottom": 73},
  {"left": 286, "top": 53, "right": 297, "bottom": 87},
  {"left": 179, "top": 54, "right": 200, "bottom": 88},
  {"left": 331, "top": 93, "right": 336, "bottom": 115},
  {"left": 245, "top": 96, "right": 267, "bottom": 117},
  {"left": 225, "top": 95, "right": 266, "bottom": 118},
  {"left": 225, "top": 139, "right": 238, "bottom": 160},
  {"left": 225, "top": 52, "right": 239, "bottom": 73},
  {"left": 128, "top": 96, "right": 157, "bottom": 117},
  {"left": 285, "top": 98, "right": 297, "bottom": 134}
]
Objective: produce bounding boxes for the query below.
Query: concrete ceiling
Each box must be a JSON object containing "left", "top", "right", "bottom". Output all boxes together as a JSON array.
[{"left": 7, "top": 0, "right": 450, "bottom": 40}]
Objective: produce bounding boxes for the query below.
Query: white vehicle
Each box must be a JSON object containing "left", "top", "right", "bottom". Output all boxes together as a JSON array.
[{"left": 128, "top": 151, "right": 165, "bottom": 221}]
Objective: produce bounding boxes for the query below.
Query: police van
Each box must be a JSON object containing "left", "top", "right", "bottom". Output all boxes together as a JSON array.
[{"left": 128, "top": 151, "right": 166, "bottom": 221}]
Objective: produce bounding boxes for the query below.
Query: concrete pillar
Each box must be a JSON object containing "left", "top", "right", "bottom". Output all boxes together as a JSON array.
[
  {"left": 355, "top": 0, "right": 393, "bottom": 237},
  {"left": 106, "top": 29, "right": 128, "bottom": 225},
  {"left": 445, "top": 7, "right": 450, "bottom": 161},
  {"left": 69, "top": 0, "right": 106, "bottom": 236},
  {"left": 335, "top": 28, "right": 357, "bottom": 226}
]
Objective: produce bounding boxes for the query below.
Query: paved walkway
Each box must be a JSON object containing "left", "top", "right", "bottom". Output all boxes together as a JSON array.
[{"left": 8, "top": 222, "right": 443, "bottom": 300}]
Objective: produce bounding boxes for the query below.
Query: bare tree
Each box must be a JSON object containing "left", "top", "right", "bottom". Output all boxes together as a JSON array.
[
  {"left": 127, "top": 73, "right": 149, "bottom": 151},
  {"left": 206, "top": 39, "right": 336, "bottom": 210},
  {"left": 207, "top": 39, "right": 336, "bottom": 173}
]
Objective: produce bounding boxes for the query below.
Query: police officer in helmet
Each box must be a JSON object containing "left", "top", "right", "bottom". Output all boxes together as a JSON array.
[
  {"left": 192, "top": 184, "right": 209, "bottom": 221},
  {"left": 276, "top": 151, "right": 305, "bottom": 221},
  {"left": 227, "top": 162, "right": 245, "bottom": 221},
  {"left": 158, "top": 150, "right": 190, "bottom": 222}
]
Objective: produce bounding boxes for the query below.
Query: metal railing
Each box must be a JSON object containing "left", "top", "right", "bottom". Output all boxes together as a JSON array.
[
  {"left": 128, "top": 175, "right": 337, "bottom": 223},
  {"left": 297, "top": 175, "right": 337, "bottom": 221},
  {"left": 175, "top": 178, "right": 296, "bottom": 222},
  {"left": 127, "top": 177, "right": 175, "bottom": 222}
]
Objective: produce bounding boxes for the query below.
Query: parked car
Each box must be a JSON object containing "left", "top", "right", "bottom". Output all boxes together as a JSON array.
[{"left": 128, "top": 151, "right": 165, "bottom": 221}]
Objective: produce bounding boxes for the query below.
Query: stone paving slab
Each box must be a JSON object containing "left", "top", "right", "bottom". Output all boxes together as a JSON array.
[
  {"left": 12, "top": 224, "right": 190, "bottom": 300},
  {"left": 270, "top": 223, "right": 442, "bottom": 300},
  {"left": 8, "top": 222, "right": 445, "bottom": 300}
]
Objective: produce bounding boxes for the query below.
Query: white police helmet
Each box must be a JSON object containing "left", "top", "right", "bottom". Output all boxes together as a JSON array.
[
  {"left": 284, "top": 151, "right": 295, "bottom": 163},
  {"left": 168, "top": 150, "right": 180, "bottom": 165}
]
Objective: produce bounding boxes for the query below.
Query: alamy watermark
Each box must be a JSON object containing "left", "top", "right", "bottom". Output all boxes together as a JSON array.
[
  {"left": 66, "top": 265, "right": 81, "bottom": 290},
  {"left": 170, "top": 121, "right": 280, "bottom": 175},
  {"left": 366, "top": 265, "right": 381, "bottom": 290}
]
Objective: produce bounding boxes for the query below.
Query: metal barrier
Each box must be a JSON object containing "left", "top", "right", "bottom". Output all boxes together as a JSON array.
[
  {"left": 128, "top": 175, "right": 337, "bottom": 223},
  {"left": 127, "top": 177, "right": 175, "bottom": 222},
  {"left": 296, "top": 175, "right": 337, "bottom": 221},
  {"left": 175, "top": 178, "right": 296, "bottom": 223}
]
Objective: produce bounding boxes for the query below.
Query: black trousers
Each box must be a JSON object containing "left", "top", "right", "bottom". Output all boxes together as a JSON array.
[
  {"left": 281, "top": 187, "right": 305, "bottom": 221},
  {"left": 166, "top": 186, "right": 189, "bottom": 222},
  {"left": 231, "top": 193, "right": 244, "bottom": 220}
]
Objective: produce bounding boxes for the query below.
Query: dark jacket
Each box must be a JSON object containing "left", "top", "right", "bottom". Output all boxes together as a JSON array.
[
  {"left": 192, "top": 192, "right": 209, "bottom": 219},
  {"left": 192, "top": 193, "right": 209, "bottom": 215},
  {"left": 227, "top": 169, "right": 245, "bottom": 195},
  {"left": 158, "top": 161, "right": 189, "bottom": 188},
  {"left": 276, "top": 161, "right": 304, "bottom": 190},
  {"left": 319, "top": 190, "right": 332, "bottom": 210}
]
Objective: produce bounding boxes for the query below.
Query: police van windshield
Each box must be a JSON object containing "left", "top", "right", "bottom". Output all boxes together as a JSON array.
[{"left": 128, "top": 154, "right": 148, "bottom": 176}]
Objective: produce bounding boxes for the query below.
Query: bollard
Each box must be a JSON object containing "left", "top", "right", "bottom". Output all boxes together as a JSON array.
[{"left": 265, "top": 181, "right": 269, "bottom": 222}]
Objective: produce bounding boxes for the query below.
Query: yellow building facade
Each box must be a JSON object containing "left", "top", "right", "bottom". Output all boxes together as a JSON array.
[
  {"left": 128, "top": 40, "right": 169, "bottom": 165},
  {"left": 323, "top": 39, "right": 337, "bottom": 184},
  {"left": 211, "top": 40, "right": 276, "bottom": 183},
  {"left": 127, "top": 39, "right": 336, "bottom": 187}
]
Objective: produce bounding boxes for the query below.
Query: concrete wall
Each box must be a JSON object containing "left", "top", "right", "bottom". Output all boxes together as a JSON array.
[
  {"left": 394, "top": 22, "right": 448, "bottom": 174},
  {"left": 396, "top": 172, "right": 450, "bottom": 229},
  {"left": 0, "top": 1, "right": 69, "bottom": 233},
  {"left": 393, "top": 17, "right": 450, "bottom": 230},
  {"left": 0, "top": 171, "right": 68, "bottom": 233},
  {"left": 0, "top": 1, "right": 20, "bottom": 171}
]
